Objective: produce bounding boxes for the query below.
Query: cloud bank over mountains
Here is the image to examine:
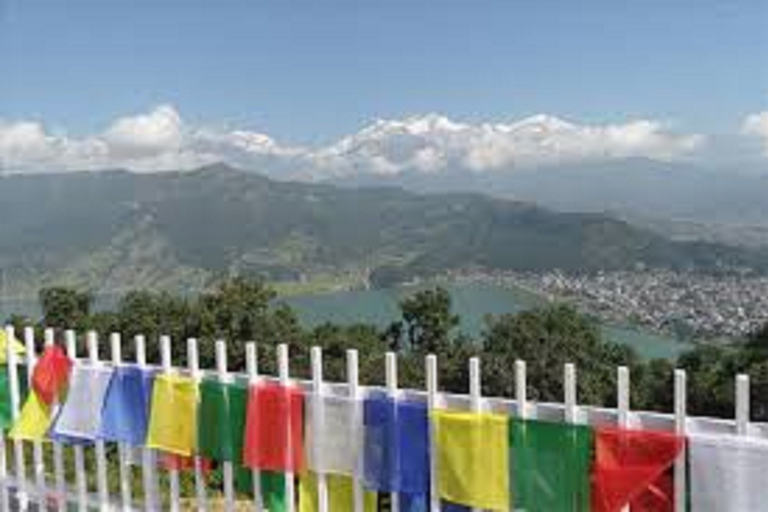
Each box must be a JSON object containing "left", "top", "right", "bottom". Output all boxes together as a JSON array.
[{"left": 1, "top": 105, "right": 767, "bottom": 176}]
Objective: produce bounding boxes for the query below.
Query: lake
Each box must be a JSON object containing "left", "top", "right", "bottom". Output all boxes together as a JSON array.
[{"left": 283, "top": 282, "right": 692, "bottom": 360}]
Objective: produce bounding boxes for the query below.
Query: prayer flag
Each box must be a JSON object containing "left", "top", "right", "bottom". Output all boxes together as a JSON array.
[
  {"left": 243, "top": 382, "right": 304, "bottom": 473},
  {"left": 299, "top": 472, "right": 377, "bottom": 512},
  {"left": 0, "top": 330, "right": 25, "bottom": 364},
  {"left": 591, "top": 426, "right": 684, "bottom": 512},
  {"left": 235, "top": 470, "right": 287, "bottom": 511},
  {"left": 145, "top": 374, "right": 199, "bottom": 457},
  {"left": 50, "top": 363, "right": 113, "bottom": 443},
  {"left": 510, "top": 418, "right": 593, "bottom": 512},
  {"left": 363, "top": 394, "right": 430, "bottom": 498},
  {"left": 433, "top": 410, "right": 510, "bottom": 511},
  {"left": 32, "top": 345, "right": 72, "bottom": 405},
  {"left": 689, "top": 432, "right": 768, "bottom": 512},
  {"left": 9, "top": 391, "right": 52, "bottom": 441},
  {"left": 100, "top": 366, "right": 155, "bottom": 445},
  {"left": 197, "top": 378, "right": 248, "bottom": 464},
  {"left": 0, "top": 367, "right": 28, "bottom": 430},
  {"left": 305, "top": 393, "right": 360, "bottom": 477}
]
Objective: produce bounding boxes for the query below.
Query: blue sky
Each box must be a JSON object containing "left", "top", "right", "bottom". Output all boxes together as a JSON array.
[{"left": 1, "top": 0, "right": 766, "bottom": 144}]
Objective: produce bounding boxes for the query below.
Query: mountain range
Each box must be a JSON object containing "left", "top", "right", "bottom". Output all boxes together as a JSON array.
[{"left": 0, "top": 164, "right": 766, "bottom": 298}]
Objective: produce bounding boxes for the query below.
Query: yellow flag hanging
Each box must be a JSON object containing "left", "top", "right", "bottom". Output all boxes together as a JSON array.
[
  {"left": 299, "top": 472, "right": 377, "bottom": 512},
  {"left": 9, "top": 392, "right": 52, "bottom": 441},
  {"left": 145, "top": 374, "right": 198, "bottom": 456},
  {"left": 433, "top": 410, "right": 510, "bottom": 511},
  {"left": 0, "top": 330, "right": 26, "bottom": 365}
]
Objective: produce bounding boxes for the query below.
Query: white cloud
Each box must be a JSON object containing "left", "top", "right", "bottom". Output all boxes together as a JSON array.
[
  {"left": 0, "top": 105, "right": 712, "bottom": 176},
  {"left": 743, "top": 111, "right": 768, "bottom": 156}
]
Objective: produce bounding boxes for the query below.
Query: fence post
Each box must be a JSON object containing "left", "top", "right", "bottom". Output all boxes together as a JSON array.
[
  {"left": 426, "top": 355, "right": 439, "bottom": 512},
  {"left": 736, "top": 374, "right": 750, "bottom": 436},
  {"left": 0, "top": 326, "right": 12, "bottom": 511},
  {"left": 111, "top": 332, "right": 133, "bottom": 512},
  {"left": 564, "top": 363, "right": 577, "bottom": 424},
  {"left": 24, "top": 326, "right": 46, "bottom": 506},
  {"left": 187, "top": 338, "right": 208, "bottom": 512},
  {"left": 277, "top": 344, "right": 296, "bottom": 512},
  {"left": 310, "top": 346, "right": 329, "bottom": 512},
  {"left": 468, "top": 357, "right": 483, "bottom": 512},
  {"left": 215, "top": 340, "right": 235, "bottom": 512},
  {"left": 674, "top": 369, "right": 687, "bottom": 512},
  {"left": 617, "top": 366, "right": 630, "bottom": 512},
  {"left": 346, "top": 349, "right": 365, "bottom": 512},
  {"left": 385, "top": 352, "right": 400, "bottom": 512},
  {"left": 136, "top": 335, "right": 158, "bottom": 512},
  {"left": 160, "top": 335, "right": 180, "bottom": 512},
  {"left": 245, "top": 342, "right": 264, "bottom": 512},
  {"left": 65, "top": 330, "right": 88, "bottom": 512},
  {"left": 6, "top": 325, "right": 28, "bottom": 511},
  {"left": 87, "top": 331, "right": 111, "bottom": 511},
  {"left": 515, "top": 360, "right": 527, "bottom": 420},
  {"left": 46, "top": 328, "right": 67, "bottom": 512}
]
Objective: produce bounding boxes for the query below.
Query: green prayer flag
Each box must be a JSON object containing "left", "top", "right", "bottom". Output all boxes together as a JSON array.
[
  {"left": 0, "top": 367, "right": 28, "bottom": 431},
  {"left": 234, "top": 468, "right": 287, "bottom": 511},
  {"left": 510, "top": 418, "right": 593, "bottom": 512}
]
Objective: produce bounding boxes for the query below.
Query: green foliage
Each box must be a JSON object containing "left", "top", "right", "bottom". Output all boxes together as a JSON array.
[{"left": 39, "top": 287, "right": 93, "bottom": 331}]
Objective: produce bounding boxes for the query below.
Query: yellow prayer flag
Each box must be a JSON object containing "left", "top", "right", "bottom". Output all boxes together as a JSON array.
[
  {"left": 145, "top": 374, "right": 198, "bottom": 456},
  {"left": 299, "top": 472, "right": 377, "bottom": 512},
  {"left": 9, "top": 392, "right": 52, "bottom": 441},
  {"left": 0, "top": 330, "right": 26, "bottom": 365},
  {"left": 433, "top": 410, "right": 510, "bottom": 511}
]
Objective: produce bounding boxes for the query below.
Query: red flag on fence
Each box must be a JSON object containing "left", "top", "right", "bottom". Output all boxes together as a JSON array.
[
  {"left": 592, "top": 426, "right": 684, "bottom": 512},
  {"left": 243, "top": 382, "right": 304, "bottom": 473},
  {"left": 32, "top": 345, "right": 72, "bottom": 405}
]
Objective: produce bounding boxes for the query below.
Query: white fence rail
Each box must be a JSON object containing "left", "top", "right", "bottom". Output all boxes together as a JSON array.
[{"left": 1, "top": 324, "right": 766, "bottom": 511}]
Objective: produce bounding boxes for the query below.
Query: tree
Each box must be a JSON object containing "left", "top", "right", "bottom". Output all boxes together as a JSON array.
[
  {"left": 39, "top": 287, "right": 93, "bottom": 331},
  {"left": 396, "top": 287, "right": 459, "bottom": 354}
]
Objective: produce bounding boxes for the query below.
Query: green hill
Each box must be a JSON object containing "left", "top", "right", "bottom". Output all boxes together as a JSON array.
[{"left": 1, "top": 164, "right": 765, "bottom": 296}]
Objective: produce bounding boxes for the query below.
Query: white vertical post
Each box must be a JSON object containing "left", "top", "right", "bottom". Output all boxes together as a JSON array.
[
  {"left": 111, "top": 333, "right": 133, "bottom": 512},
  {"left": 277, "top": 344, "right": 296, "bottom": 512},
  {"left": 160, "top": 335, "right": 180, "bottom": 512},
  {"left": 24, "top": 327, "right": 46, "bottom": 505},
  {"left": 6, "top": 325, "right": 28, "bottom": 511},
  {"left": 245, "top": 343, "right": 264, "bottom": 512},
  {"left": 216, "top": 340, "right": 235, "bottom": 512},
  {"left": 347, "top": 349, "right": 364, "bottom": 512},
  {"left": 136, "top": 335, "right": 158, "bottom": 512},
  {"left": 87, "top": 332, "right": 110, "bottom": 512},
  {"left": 674, "top": 370, "right": 687, "bottom": 512},
  {"left": 564, "top": 363, "right": 577, "bottom": 424},
  {"left": 468, "top": 357, "right": 482, "bottom": 512},
  {"left": 425, "top": 355, "right": 439, "bottom": 512},
  {"left": 617, "top": 366, "right": 630, "bottom": 512},
  {"left": 310, "top": 347, "right": 329, "bottom": 512},
  {"left": 736, "top": 374, "right": 750, "bottom": 436},
  {"left": 515, "top": 360, "right": 527, "bottom": 420},
  {"left": 47, "top": 329, "right": 66, "bottom": 512},
  {"left": 66, "top": 330, "right": 88, "bottom": 512},
  {"left": 188, "top": 338, "right": 207, "bottom": 512},
  {"left": 385, "top": 352, "right": 400, "bottom": 512}
]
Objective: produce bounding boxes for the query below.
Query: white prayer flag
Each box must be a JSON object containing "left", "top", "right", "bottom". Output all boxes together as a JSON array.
[
  {"left": 689, "top": 432, "right": 768, "bottom": 512},
  {"left": 51, "top": 363, "right": 114, "bottom": 441},
  {"left": 305, "top": 393, "right": 362, "bottom": 477}
]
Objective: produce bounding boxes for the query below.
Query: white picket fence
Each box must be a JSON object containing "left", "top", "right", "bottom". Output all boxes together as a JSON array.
[{"left": 1, "top": 324, "right": 766, "bottom": 511}]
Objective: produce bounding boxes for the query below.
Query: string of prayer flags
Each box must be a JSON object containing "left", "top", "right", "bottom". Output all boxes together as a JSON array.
[
  {"left": 363, "top": 394, "right": 430, "bottom": 501},
  {"left": 0, "top": 330, "right": 25, "bottom": 364},
  {"left": 32, "top": 345, "right": 72, "bottom": 405},
  {"left": 50, "top": 363, "right": 114, "bottom": 443},
  {"left": 145, "top": 373, "right": 199, "bottom": 457},
  {"left": 298, "top": 472, "right": 377, "bottom": 512},
  {"left": 510, "top": 418, "right": 593, "bottom": 512},
  {"left": 591, "top": 426, "right": 684, "bottom": 512},
  {"left": 305, "top": 393, "right": 360, "bottom": 477},
  {"left": 100, "top": 366, "right": 155, "bottom": 445},
  {"left": 689, "top": 432, "right": 768, "bottom": 512},
  {"left": 243, "top": 382, "right": 304, "bottom": 473},
  {"left": 433, "top": 410, "right": 510, "bottom": 511}
]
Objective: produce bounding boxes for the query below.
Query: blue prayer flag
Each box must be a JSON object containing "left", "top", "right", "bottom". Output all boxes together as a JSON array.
[{"left": 100, "top": 366, "right": 155, "bottom": 445}]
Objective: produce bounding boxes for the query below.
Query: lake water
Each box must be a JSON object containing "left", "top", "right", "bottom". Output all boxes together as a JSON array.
[
  {"left": 283, "top": 282, "right": 692, "bottom": 360},
  {"left": 1, "top": 282, "right": 691, "bottom": 360}
]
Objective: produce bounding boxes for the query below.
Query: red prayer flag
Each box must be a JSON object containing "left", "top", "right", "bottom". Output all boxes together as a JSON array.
[
  {"left": 159, "top": 453, "right": 213, "bottom": 473},
  {"left": 242, "top": 382, "right": 304, "bottom": 473},
  {"left": 32, "top": 345, "right": 72, "bottom": 405},
  {"left": 592, "top": 426, "right": 684, "bottom": 512}
]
